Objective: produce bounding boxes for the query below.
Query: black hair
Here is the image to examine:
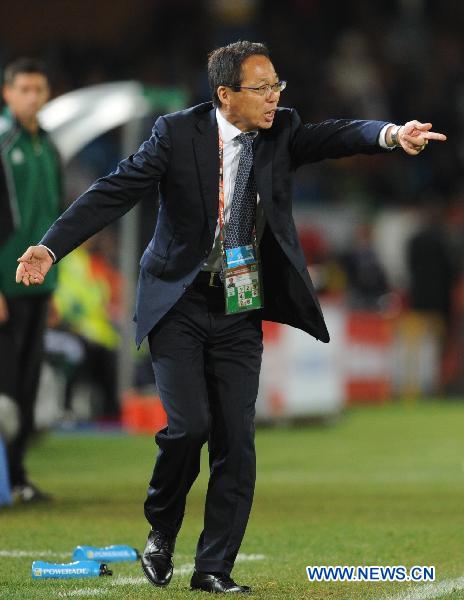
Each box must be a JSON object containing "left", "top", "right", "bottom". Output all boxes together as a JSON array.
[
  {"left": 3, "top": 57, "right": 49, "bottom": 86},
  {"left": 208, "top": 41, "right": 270, "bottom": 107}
]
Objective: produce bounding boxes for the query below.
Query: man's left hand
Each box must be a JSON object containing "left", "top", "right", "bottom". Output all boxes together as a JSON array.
[{"left": 397, "top": 120, "right": 447, "bottom": 155}]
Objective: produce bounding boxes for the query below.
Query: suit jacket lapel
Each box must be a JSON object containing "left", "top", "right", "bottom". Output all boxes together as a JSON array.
[
  {"left": 193, "top": 108, "right": 275, "bottom": 238},
  {"left": 253, "top": 133, "right": 274, "bottom": 220},
  {"left": 193, "top": 108, "right": 219, "bottom": 240}
]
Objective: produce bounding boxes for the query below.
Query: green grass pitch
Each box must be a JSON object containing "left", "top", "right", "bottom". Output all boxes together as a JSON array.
[{"left": 1, "top": 400, "right": 463, "bottom": 599}]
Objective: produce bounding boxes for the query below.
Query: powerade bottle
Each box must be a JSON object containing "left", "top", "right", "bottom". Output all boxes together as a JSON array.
[
  {"left": 31, "top": 560, "right": 112, "bottom": 579},
  {"left": 72, "top": 545, "right": 140, "bottom": 562}
]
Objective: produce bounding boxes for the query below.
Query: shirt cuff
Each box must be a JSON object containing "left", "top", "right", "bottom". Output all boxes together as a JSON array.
[
  {"left": 379, "top": 123, "right": 395, "bottom": 150},
  {"left": 39, "top": 244, "right": 57, "bottom": 263}
]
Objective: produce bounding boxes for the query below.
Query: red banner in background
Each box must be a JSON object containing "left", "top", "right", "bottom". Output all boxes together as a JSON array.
[
  {"left": 345, "top": 312, "right": 393, "bottom": 405},
  {"left": 258, "top": 304, "right": 442, "bottom": 420}
]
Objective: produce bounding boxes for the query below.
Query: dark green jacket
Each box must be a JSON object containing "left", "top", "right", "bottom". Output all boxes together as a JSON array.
[{"left": 0, "top": 109, "right": 62, "bottom": 296}]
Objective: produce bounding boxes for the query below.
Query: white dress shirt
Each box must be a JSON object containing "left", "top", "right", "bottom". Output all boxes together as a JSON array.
[
  {"left": 379, "top": 123, "right": 395, "bottom": 149},
  {"left": 203, "top": 108, "right": 265, "bottom": 272}
]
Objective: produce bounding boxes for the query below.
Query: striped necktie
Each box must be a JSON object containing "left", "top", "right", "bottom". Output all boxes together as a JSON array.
[{"left": 224, "top": 132, "right": 257, "bottom": 249}]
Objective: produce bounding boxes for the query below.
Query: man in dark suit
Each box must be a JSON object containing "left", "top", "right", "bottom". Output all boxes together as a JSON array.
[{"left": 16, "top": 41, "right": 445, "bottom": 593}]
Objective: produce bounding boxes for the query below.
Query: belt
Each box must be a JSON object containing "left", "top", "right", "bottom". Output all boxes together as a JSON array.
[{"left": 194, "top": 270, "right": 223, "bottom": 288}]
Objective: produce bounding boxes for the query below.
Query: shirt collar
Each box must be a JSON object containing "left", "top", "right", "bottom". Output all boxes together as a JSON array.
[{"left": 216, "top": 108, "right": 258, "bottom": 143}]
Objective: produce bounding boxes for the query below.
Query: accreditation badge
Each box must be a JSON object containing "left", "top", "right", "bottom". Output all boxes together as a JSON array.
[{"left": 223, "top": 244, "right": 263, "bottom": 314}]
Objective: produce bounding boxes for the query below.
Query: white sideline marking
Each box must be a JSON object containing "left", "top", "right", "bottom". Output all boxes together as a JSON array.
[
  {"left": 110, "top": 554, "right": 266, "bottom": 581},
  {"left": 58, "top": 590, "right": 103, "bottom": 598},
  {"left": 0, "top": 550, "right": 69, "bottom": 558},
  {"left": 236, "top": 553, "right": 266, "bottom": 562},
  {"left": 111, "top": 576, "right": 147, "bottom": 585},
  {"left": 0, "top": 551, "right": 266, "bottom": 598},
  {"left": 174, "top": 553, "right": 266, "bottom": 576},
  {"left": 382, "top": 575, "right": 464, "bottom": 600},
  {"left": 0, "top": 549, "right": 265, "bottom": 564},
  {"left": 0, "top": 549, "right": 196, "bottom": 560}
]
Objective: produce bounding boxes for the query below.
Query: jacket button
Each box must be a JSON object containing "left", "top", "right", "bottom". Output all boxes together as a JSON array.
[{"left": 183, "top": 283, "right": 188, "bottom": 289}]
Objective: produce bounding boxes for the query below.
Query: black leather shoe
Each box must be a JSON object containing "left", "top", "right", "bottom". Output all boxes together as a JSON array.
[
  {"left": 190, "top": 570, "right": 251, "bottom": 593},
  {"left": 141, "top": 529, "right": 175, "bottom": 587}
]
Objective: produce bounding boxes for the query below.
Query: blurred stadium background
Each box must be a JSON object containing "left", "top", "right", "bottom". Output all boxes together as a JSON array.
[
  {"left": 2, "top": 0, "right": 464, "bottom": 422},
  {"left": 1, "top": 1, "right": 464, "bottom": 598}
]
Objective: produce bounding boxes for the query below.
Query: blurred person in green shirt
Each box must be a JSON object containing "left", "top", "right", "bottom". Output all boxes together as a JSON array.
[{"left": 0, "top": 58, "right": 62, "bottom": 503}]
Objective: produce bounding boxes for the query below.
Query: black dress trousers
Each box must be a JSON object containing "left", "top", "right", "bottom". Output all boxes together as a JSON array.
[{"left": 145, "top": 276, "right": 263, "bottom": 575}]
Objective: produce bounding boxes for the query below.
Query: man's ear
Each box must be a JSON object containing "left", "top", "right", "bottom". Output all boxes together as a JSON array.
[{"left": 217, "top": 86, "right": 230, "bottom": 108}]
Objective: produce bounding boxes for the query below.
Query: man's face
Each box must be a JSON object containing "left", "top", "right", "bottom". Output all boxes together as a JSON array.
[
  {"left": 219, "top": 55, "right": 281, "bottom": 131},
  {"left": 3, "top": 73, "right": 50, "bottom": 124}
]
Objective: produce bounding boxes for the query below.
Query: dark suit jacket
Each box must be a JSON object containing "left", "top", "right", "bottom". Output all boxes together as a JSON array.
[{"left": 41, "top": 102, "right": 389, "bottom": 346}]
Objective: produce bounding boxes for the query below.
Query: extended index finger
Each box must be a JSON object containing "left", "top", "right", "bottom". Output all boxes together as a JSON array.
[{"left": 423, "top": 131, "right": 447, "bottom": 141}]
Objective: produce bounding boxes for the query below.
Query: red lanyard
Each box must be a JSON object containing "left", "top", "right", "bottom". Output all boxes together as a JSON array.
[{"left": 218, "top": 131, "right": 225, "bottom": 232}]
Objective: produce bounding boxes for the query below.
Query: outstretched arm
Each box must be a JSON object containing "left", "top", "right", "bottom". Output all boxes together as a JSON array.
[
  {"left": 40, "top": 115, "right": 171, "bottom": 262},
  {"left": 289, "top": 110, "right": 446, "bottom": 167},
  {"left": 290, "top": 112, "right": 390, "bottom": 167}
]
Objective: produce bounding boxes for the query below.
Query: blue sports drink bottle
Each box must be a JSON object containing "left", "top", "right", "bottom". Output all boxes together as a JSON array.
[
  {"left": 31, "top": 560, "right": 112, "bottom": 579},
  {"left": 72, "top": 544, "right": 140, "bottom": 562}
]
